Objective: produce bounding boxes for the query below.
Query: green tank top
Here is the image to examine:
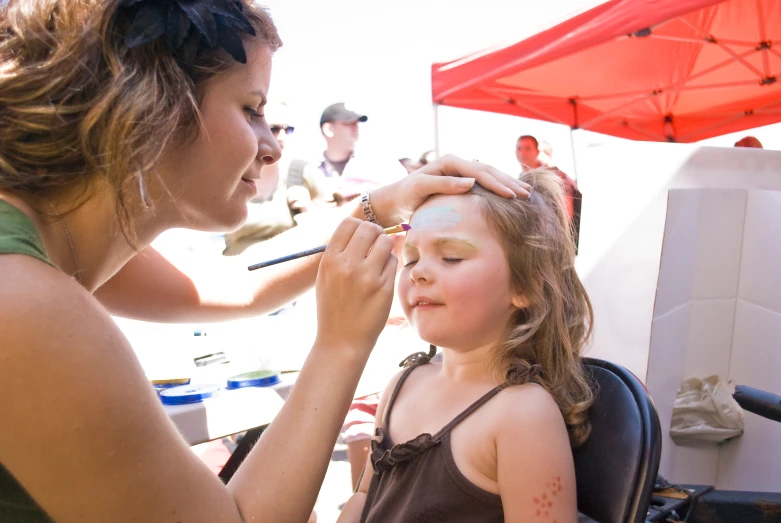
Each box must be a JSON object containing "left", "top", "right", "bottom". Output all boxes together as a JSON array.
[
  {"left": 0, "top": 199, "right": 57, "bottom": 268},
  {"left": 0, "top": 199, "right": 56, "bottom": 522}
]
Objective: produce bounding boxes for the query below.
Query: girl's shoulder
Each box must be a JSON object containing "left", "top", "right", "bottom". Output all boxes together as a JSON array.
[
  {"left": 382, "top": 361, "right": 439, "bottom": 396},
  {"left": 374, "top": 362, "right": 441, "bottom": 424},
  {"left": 486, "top": 382, "right": 568, "bottom": 438}
]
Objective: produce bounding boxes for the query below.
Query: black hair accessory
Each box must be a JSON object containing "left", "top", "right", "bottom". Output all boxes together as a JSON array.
[{"left": 118, "top": 0, "right": 256, "bottom": 68}]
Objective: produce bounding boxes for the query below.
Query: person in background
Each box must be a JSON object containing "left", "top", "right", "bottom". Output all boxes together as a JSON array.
[
  {"left": 419, "top": 150, "right": 438, "bottom": 167},
  {"left": 399, "top": 158, "right": 420, "bottom": 174},
  {"left": 222, "top": 101, "right": 323, "bottom": 255},
  {"left": 315, "top": 103, "right": 407, "bottom": 205},
  {"left": 516, "top": 134, "right": 543, "bottom": 173},
  {"left": 519, "top": 137, "right": 582, "bottom": 251},
  {"left": 538, "top": 140, "right": 555, "bottom": 168},
  {"left": 734, "top": 136, "right": 763, "bottom": 148}
]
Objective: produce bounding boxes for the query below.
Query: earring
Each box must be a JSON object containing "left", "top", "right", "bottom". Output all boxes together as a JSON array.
[{"left": 138, "top": 172, "right": 151, "bottom": 208}]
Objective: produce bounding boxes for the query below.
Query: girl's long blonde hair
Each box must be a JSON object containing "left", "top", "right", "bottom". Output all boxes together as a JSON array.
[{"left": 470, "top": 169, "right": 594, "bottom": 447}]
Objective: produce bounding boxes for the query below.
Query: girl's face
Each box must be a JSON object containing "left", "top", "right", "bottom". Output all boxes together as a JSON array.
[
  {"left": 399, "top": 195, "right": 524, "bottom": 352},
  {"left": 156, "top": 42, "right": 281, "bottom": 232}
]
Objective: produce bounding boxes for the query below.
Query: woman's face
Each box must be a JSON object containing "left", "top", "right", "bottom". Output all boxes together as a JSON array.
[{"left": 156, "top": 42, "right": 281, "bottom": 232}]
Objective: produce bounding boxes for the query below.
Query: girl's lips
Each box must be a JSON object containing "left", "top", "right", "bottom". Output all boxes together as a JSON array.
[
  {"left": 412, "top": 299, "right": 444, "bottom": 310},
  {"left": 414, "top": 303, "right": 443, "bottom": 310}
]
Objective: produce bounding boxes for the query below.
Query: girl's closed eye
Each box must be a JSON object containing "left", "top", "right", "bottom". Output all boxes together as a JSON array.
[
  {"left": 403, "top": 258, "right": 418, "bottom": 267},
  {"left": 443, "top": 257, "right": 462, "bottom": 263}
]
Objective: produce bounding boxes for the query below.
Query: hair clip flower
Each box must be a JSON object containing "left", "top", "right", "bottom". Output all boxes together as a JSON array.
[{"left": 118, "top": 0, "right": 256, "bottom": 68}]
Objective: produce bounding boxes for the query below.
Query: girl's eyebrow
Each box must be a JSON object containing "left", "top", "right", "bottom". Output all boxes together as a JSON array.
[
  {"left": 404, "top": 238, "right": 479, "bottom": 253},
  {"left": 433, "top": 237, "right": 478, "bottom": 250}
]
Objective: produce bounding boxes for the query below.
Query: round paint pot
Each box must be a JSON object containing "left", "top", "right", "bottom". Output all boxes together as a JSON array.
[
  {"left": 159, "top": 383, "right": 220, "bottom": 405},
  {"left": 151, "top": 377, "right": 191, "bottom": 389},
  {"left": 226, "top": 370, "right": 281, "bottom": 390}
]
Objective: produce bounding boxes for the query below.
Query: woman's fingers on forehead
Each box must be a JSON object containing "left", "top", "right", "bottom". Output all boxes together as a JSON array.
[
  {"left": 482, "top": 165, "right": 531, "bottom": 194},
  {"left": 458, "top": 157, "right": 529, "bottom": 197},
  {"left": 472, "top": 172, "right": 518, "bottom": 198}
]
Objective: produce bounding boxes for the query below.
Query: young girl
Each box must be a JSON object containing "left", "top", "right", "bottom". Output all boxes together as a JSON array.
[{"left": 338, "top": 169, "right": 594, "bottom": 523}]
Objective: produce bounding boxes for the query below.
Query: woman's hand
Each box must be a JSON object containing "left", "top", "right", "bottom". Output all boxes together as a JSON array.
[
  {"left": 368, "top": 154, "right": 531, "bottom": 226},
  {"left": 314, "top": 217, "right": 397, "bottom": 355}
]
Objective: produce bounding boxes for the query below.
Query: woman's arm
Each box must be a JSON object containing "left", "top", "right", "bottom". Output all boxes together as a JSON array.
[
  {"left": 0, "top": 218, "right": 396, "bottom": 523},
  {"left": 96, "top": 156, "right": 530, "bottom": 323},
  {"left": 95, "top": 228, "right": 326, "bottom": 323},
  {"left": 495, "top": 386, "right": 578, "bottom": 523}
]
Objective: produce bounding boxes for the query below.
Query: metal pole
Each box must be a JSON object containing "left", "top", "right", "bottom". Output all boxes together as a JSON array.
[
  {"left": 569, "top": 128, "right": 578, "bottom": 182},
  {"left": 433, "top": 103, "right": 440, "bottom": 159}
]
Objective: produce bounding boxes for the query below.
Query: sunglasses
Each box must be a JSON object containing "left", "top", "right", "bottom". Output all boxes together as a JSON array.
[{"left": 270, "top": 125, "right": 295, "bottom": 135}]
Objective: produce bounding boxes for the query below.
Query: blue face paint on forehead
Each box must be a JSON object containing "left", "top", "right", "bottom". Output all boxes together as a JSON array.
[{"left": 410, "top": 206, "right": 463, "bottom": 231}]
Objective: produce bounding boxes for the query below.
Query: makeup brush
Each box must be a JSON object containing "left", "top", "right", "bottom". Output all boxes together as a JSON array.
[{"left": 248, "top": 223, "right": 411, "bottom": 271}]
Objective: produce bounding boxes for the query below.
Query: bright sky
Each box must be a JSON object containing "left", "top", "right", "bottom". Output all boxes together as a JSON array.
[{"left": 260, "top": 0, "right": 780, "bottom": 179}]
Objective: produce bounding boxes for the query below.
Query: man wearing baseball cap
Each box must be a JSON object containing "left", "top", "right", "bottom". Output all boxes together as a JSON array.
[
  {"left": 311, "top": 102, "right": 406, "bottom": 206},
  {"left": 318, "top": 103, "right": 367, "bottom": 180},
  {"left": 320, "top": 102, "right": 368, "bottom": 129}
]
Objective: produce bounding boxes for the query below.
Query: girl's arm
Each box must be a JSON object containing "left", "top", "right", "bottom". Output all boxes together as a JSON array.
[
  {"left": 494, "top": 385, "right": 579, "bottom": 523},
  {"left": 335, "top": 371, "right": 405, "bottom": 523},
  {"left": 333, "top": 454, "right": 373, "bottom": 522}
]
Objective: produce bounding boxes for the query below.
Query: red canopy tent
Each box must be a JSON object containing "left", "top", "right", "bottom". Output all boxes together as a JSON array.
[{"left": 431, "top": 0, "right": 781, "bottom": 143}]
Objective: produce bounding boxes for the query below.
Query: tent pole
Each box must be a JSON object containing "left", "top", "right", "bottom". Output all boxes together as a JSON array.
[
  {"left": 569, "top": 128, "right": 578, "bottom": 182},
  {"left": 433, "top": 103, "right": 441, "bottom": 159},
  {"left": 568, "top": 98, "right": 579, "bottom": 182}
]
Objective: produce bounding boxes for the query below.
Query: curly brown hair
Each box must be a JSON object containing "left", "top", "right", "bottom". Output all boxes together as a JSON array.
[
  {"left": 469, "top": 169, "right": 594, "bottom": 447},
  {"left": 0, "top": 0, "right": 281, "bottom": 239}
]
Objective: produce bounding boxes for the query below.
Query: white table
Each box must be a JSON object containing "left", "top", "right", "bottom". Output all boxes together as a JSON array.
[{"left": 163, "top": 385, "right": 286, "bottom": 446}]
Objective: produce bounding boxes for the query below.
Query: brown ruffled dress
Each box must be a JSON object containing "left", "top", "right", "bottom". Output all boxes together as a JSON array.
[{"left": 359, "top": 359, "right": 508, "bottom": 522}]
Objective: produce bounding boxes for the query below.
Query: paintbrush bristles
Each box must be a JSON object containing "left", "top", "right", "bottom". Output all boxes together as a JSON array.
[{"left": 383, "top": 223, "right": 412, "bottom": 235}]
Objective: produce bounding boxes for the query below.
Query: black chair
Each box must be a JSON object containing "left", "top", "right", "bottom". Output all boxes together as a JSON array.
[
  {"left": 574, "top": 358, "right": 662, "bottom": 523},
  {"left": 733, "top": 385, "right": 781, "bottom": 424}
]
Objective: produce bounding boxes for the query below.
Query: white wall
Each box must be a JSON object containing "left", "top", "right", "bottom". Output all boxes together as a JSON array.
[
  {"left": 649, "top": 188, "right": 781, "bottom": 492},
  {"left": 717, "top": 190, "right": 781, "bottom": 491},
  {"left": 648, "top": 189, "right": 744, "bottom": 487},
  {"left": 575, "top": 143, "right": 781, "bottom": 491},
  {"left": 576, "top": 143, "right": 781, "bottom": 379}
]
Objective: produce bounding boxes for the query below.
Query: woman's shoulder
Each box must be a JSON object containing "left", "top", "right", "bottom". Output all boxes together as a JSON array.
[
  {"left": 1, "top": 249, "right": 88, "bottom": 300},
  {"left": 0, "top": 256, "right": 102, "bottom": 353}
]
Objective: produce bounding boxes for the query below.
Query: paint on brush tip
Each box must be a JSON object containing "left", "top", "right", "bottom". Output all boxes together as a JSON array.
[{"left": 410, "top": 207, "right": 463, "bottom": 231}]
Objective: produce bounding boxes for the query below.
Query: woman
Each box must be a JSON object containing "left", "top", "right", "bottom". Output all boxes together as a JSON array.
[{"left": 0, "top": 1, "right": 529, "bottom": 522}]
